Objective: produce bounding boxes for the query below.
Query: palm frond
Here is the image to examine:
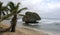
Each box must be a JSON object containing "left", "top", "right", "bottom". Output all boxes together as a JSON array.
[
  {"left": 19, "top": 14, "right": 25, "bottom": 16},
  {"left": 1, "top": 6, "right": 9, "bottom": 15},
  {"left": 15, "top": 3, "right": 20, "bottom": 9},
  {"left": 7, "top": 2, "right": 15, "bottom": 10},
  {"left": 17, "top": 7, "right": 27, "bottom": 13},
  {"left": 0, "top": 1, "right": 3, "bottom": 6}
]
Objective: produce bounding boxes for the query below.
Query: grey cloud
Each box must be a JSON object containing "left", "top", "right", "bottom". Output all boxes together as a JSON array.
[{"left": 0, "top": 0, "right": 60, "bottom": 18}]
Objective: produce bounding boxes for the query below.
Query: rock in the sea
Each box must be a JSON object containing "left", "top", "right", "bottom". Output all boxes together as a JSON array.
[{"left": 22, "top": 12, "right": 41, "bottom": 23}]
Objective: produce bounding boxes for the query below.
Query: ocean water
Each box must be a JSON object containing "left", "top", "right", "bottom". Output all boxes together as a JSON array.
[
  {"left": 39, "top": 18, "right": 60, "bottom": 24},
  {"left": 17, "top": 18, "right": 60, "bottom": 33},
  {"left": 38, "top": 18, "right": 60, "bottom": 33}
]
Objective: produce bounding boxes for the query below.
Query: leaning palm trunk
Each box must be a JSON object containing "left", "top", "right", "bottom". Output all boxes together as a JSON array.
[
  {"left": 10, "top": 14, "right": 17, "bottom": 32},
  {"left": 0, "top": 12, "right": 1, "bottom": 19},
  {"left": 0, "top": 6, "right": 1, "bottom": 19}
]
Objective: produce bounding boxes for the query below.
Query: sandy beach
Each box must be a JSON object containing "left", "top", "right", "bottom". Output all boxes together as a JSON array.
[
  {"left": 0, "top": 23, "right": 49, "bottom": 35},
  {"left": 1, "top": 20, "right": 60, "bottom": 35}
]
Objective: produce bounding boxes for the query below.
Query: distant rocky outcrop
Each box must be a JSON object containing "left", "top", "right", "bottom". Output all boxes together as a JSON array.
[{"left": 22, "top": 12, "right": 41, "bottom": 23}]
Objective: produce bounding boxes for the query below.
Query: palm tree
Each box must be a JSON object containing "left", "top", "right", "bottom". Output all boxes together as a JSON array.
[
  {"left": 7, "top": 2, "right": 27, "bottom": 32},
  {"left": 0, "top": 1, "right": 9, "bottom": 22},
  {"left": 0, "top": 1, "right": 11, "bottom": 33},
  {"left": 0, "top": 2, "right": 2, "bottom": 19}
]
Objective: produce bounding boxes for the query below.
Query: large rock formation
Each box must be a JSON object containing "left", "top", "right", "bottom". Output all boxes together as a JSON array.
[{"left": 22, "top": 12, "right": 41, "bottom": 23}]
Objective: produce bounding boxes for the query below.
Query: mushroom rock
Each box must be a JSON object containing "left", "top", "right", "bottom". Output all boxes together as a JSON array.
[{"left": 22, "top": 12, "right": 41, "bottom": 23}]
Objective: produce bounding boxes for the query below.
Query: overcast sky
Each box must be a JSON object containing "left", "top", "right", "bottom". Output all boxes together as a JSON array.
[{"left": 0, "top": 0, "right": 60, "bottom": 18}]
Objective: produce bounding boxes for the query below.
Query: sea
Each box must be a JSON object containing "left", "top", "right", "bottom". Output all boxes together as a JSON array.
[
  {"left": 2, "top": 18, "right": 60, "bottom": 35},
  {"left": 15, "top": 18, "right": 60, "bottom": 35}
]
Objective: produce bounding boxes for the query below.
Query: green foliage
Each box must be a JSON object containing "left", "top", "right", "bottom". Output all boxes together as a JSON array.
[
  {"left": 22, "top": 12, "right": 41, "bottom": 23},
  {"left": 0, "top": 1, "right": 27, "bottom": 22},
  {"left": 26, "top": 12, "right": 41, "bottom": 20},
  {"left": 0, "top": 1, "right": 9, "bottom": 20}
]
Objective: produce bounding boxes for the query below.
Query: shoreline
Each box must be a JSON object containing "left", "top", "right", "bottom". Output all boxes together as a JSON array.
[
  {"left": 0, "top": 23, "right": 49, "bottom": 35},
  {"left": 1, "top": 21, "right": 60, "bottom": 35},
  {"left": 1, "top": 20, "right": 60, "bottom": 35},
  {"left": 21, "top": 26, "right": 60, "bottom": 35}
]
